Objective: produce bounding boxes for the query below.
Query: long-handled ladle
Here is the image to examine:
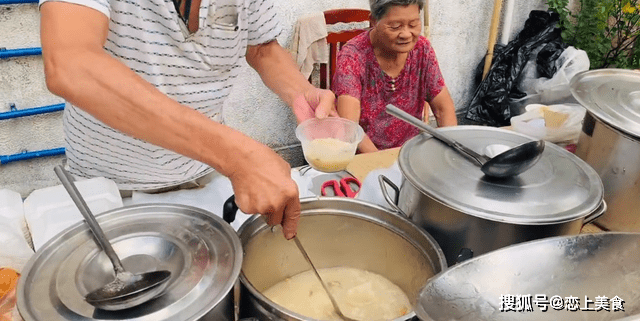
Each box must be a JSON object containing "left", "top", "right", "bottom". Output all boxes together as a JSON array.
[
  {"left": 386, "top": 104, "right": 544, "bottom": 178},
  {"left": 54, "top": 165, "right": 171, "bottom": 311},
  {"left": 292, "top": 236, "right": 357, "bottom": 321}
]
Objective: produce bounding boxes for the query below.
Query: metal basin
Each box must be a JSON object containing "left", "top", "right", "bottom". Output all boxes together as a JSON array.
[{"left": 416, "top": 232, "right": 640, "bottom": 321}]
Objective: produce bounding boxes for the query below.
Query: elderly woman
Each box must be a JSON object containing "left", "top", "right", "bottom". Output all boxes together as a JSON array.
[{"left": 333, "top": 0, "right": 457, "bottom": 153}]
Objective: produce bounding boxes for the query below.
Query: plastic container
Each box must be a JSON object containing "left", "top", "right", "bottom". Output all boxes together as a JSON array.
[
  {"left": 0, "top": 189, "right": 34, "bottom": 272},
  {"left": 23, "top": 177, "right": 123, "bottom": 251},
  {"left": 510, "top": 103, "right": 587, "bottom": 144},
  {"left": 511, "top": 117, "right": 547, "bottom": 140},
  {"left": 295, "top": 117, "right": 364, "bottom": 172}
]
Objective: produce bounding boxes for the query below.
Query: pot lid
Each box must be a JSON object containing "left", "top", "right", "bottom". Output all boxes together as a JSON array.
[
  {"left": 570, "top": 68, "right": 640, "bottom": 139},
  {"left": 398, "top": 126, "right": 603, "bottom": 224},
  {"left": 17, "top": 204, "right": 242, "bottom": 321}
]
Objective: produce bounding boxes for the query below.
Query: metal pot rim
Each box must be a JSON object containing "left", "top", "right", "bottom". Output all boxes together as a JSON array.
[
  {"left": 415, "top": 232, "right": 640, "bottom": 321},
  {"left": 570, "top": 68, "right": 640, "bottom": 139}
]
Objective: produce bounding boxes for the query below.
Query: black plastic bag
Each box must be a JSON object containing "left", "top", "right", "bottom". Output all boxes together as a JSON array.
[
  {"left": 465, "top": 11, "right": 566, "bottom": 127},
  {"left": 537, "top": 41, "right": 566, "bottom": 78}
]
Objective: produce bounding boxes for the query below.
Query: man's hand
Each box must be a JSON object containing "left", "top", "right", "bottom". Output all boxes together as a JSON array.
[
  {"left": 226, "top": 139, "right": 300, "bottom": 239},
  {"left": 246, "top": 41, "right": 338, "bottom": 124},
  {"left": 41, "top": 2, "right": 301, "bottom": 239},
  {"left": 292, "top": 87, "right": 338, "bottom": 123}
]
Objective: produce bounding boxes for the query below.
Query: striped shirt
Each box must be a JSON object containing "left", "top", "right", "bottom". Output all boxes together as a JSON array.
[{"left": 39, "top": 0, "right": 281, "bottom": 190}]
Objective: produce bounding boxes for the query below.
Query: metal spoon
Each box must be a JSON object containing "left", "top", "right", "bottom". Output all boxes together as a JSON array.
[
  {"left": 54, "top": 165, "right": 171, "bottom": 311},
  {"left": 386, "top": 104, "right": 545, "bottom": 178},
  {"left": 292, "top": 236, "right": 357, "bottom": 321}
]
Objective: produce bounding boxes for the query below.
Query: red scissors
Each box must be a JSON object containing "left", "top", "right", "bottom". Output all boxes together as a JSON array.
[{"left": 321, "top": 177, "right": 361, "bottom": 198}]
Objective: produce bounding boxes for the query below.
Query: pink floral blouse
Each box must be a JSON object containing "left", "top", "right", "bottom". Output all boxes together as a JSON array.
[{"left": 333, "top": 30, "right": 446, "bottom": 150}]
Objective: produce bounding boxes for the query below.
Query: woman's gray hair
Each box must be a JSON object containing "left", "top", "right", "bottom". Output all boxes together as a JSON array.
[{"left": 369, "top": 0, "right": 425, "bottom": 21}]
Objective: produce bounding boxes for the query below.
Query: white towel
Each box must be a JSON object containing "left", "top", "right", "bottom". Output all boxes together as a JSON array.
[{"left": 288, "top": 12, "right": 328, "bottom": 79}]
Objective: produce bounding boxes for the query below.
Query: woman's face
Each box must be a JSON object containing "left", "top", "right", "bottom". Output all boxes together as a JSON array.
[{"left": 373, "top": 4, "right": 422, "bottom": 54}]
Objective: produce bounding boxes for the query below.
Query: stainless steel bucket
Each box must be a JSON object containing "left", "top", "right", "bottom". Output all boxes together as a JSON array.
[
  {"left": 571, "top": 69, "right": 640, "bottom": 232},
  {"left": 234, "top": 197, "right": 447, "bottom": 321},
  {"left": 17, "top": 204, "right": 242, "bottom": 321},
  {"left": 381, "top": 126, "right": 605, "bottom": 266}
]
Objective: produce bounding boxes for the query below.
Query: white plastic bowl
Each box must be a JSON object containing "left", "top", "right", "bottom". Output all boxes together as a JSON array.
[{"left": 295, "top": 117, "right": 364, "bottom": 172}]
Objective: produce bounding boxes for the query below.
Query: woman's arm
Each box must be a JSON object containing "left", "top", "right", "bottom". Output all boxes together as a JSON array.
[
  {"left": 336, "top": 95, "right": 379, "bottom": 153},
  {"left": 429, "top": 86, "right": 458, "bottom": 127}
]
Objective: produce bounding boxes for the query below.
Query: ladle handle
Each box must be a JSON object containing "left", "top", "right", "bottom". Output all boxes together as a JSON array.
[
  {"left": 385, "top": 104, "right": 488, "bottom": 165},
  {"left": 54, "top": 165, "right": 126, "bottom": 274},
  {"left": 293, "top": 236, "right": 355, "bottom": 321}
]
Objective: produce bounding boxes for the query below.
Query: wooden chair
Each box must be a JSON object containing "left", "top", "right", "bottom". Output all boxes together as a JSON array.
[{"left": 319, "top": 9, "right": 371, "bottom": 89}]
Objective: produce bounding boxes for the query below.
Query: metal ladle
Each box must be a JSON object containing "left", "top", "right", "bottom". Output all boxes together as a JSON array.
[
  {"left": 292, "top": 236, "right": 358, "bottom": 321},
  {"left": 223, "top": 196, "right": 356, "bottom": 320},
  {"left": 386, "top": 104, "right": 545, "bottom": 178},
  {"left": 54, "top": 165, "right": 171, "bottom": 311}
]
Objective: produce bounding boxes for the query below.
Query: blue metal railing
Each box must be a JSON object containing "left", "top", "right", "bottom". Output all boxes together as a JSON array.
[
  {"left": 0, "top": 103, "right": 65, "bottom": 120},
  {"left": 0, "top": 47, "right": 42, "bottom": 59},
  {"left": 1, "top": 0, "right": 63, "bottom": 164},
  {"left": 1, "top": 103, "right": 66, "bottom": 163},
  {"left": 0, "top": 0, "right": 38, "bottom": 5},
  {"left": 0, "top": 148, "right": 66, "bottom": 165}
]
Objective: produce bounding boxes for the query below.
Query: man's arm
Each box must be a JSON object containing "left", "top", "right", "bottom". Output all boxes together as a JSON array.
[
  {"left": 336, "top": 95, "right": 378, "bottom": 153},
  {"left": 245, "top": 40, "right": 337, "bottom": 123},
  {"left": 40, "top": 2, "right": 244, "bottom": 176},
  {"left": 40, "top": 2, "right": 300, "bottom": 239},
  {"left": 429, "top": 87, "right": 458, "bottom": 127}
]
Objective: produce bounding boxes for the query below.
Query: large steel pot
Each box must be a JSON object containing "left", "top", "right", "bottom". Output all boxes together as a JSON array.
[
  {"left": 415, "top": 232, "right": 640, "bottom": 321},
  {"left": 571, "top": 69, "right": 640, "bottom": 232},
  {"left": 17, "top": 204, "right": 241, "bottom": 321},
  {"left": 232, "top": 197, "right": 447, "bottom": 321},
  {"left": 380, "top": 126, "right": 606, "bottom": 266}
]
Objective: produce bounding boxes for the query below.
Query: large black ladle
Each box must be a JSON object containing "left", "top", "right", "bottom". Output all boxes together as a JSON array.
[
  {"left": 54, "top": 165, "right": 171, "bottom": 311},
  {"left": 386, "top": 104, "right": 545, "bottom": 178}
]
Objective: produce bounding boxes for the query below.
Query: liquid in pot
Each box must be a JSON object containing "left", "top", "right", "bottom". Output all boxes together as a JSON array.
[{"left": 263, "top": 266, "right": 411, "bottom": 321}]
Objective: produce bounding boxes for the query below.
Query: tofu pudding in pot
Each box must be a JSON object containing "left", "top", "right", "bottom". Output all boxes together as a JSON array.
[{"left": 263, "top": 266, "right": 411, "bottom": 321}]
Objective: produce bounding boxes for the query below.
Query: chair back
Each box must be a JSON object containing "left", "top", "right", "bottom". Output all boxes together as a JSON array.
[{"left": 320, "top": 9, "right": 370, "bottom": 89}]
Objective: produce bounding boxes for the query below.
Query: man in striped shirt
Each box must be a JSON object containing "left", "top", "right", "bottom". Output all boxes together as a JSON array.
[{"left": 39, "top": 0, "right": 335, "bottom": 239}]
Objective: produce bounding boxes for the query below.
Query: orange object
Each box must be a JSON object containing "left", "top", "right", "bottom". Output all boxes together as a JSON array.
[
  {"left": 0, "top": 268, "right": 19, "bottom": 299},
  {"left": 0, "top": 268, "right": 20, "bottom": 319}
]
